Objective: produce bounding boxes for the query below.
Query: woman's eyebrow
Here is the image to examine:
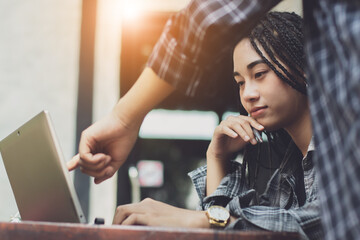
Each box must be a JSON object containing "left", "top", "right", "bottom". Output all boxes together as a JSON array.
[
  {"left": 233, "top": 72, "right": 240, "bottom": 77},
  {"left": 247, "top": 59, "right": 265, "bottom": 70},
  {"left": 233, "top": 59, "right": 266, "bottom": 77}
]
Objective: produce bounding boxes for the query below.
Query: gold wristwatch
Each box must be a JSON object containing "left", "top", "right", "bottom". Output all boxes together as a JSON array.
[{"left": 206, "top": 205, "right": 230, "bottom": 228}]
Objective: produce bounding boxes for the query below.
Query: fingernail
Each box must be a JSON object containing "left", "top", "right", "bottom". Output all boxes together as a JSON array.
[
  {"left": 251, "top": 139, "right": 258, "bottom": 145},
  {"left": 259, "top": 125, "right": 264, "bottom": 129},
  {"left": 105, "top": 170, "right": 112, "bottom": 177},
  {"left": 244, "top": 136, "right": 250, "bottom": 141}
]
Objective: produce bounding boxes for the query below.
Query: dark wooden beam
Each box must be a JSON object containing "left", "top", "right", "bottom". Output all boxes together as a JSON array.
[{"left": 74, "top": 0, "right": 98, "bottom": 219}]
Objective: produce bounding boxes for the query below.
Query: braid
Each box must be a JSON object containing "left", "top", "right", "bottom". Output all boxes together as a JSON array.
[
  {"left": 269, "top": 12, "right": 305, "bottom": 69},
  {"left": 249, "top": 35, "right": 305, "bottom": 94},
  {"left": 270, "top": 13, "right": 305, "bottom": 70},
  {"left": 264, "top": 17, "right": 305, "bottom": 78},
  {"left": 249, "top": 12, "right": 307, "bottom": 95}
]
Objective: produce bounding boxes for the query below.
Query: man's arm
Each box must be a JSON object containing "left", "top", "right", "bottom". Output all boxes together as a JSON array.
[{"left": 68, "top": 68, "right": 174, "bottom": 184}]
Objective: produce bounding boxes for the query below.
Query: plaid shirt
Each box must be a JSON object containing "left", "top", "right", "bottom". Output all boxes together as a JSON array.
[
  {"left": 188, "top": 141, "right": 323, "bottom": 240},
  {"left": 147, "top": 1, "right": 360, "bottom": 239},
  {"left": 303, "top": 1, "right": 360, "bottom": 240}
]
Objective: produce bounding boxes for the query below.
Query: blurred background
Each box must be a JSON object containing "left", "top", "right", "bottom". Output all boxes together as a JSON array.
[{"left": 0, "top": 0, "right": 302, "bottom": 224}]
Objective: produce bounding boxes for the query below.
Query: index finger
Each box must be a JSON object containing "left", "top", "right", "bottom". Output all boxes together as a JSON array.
[
  {"left": 78, "top": 132, "right": 92, "bottom": 159},
  {"left": 67, "top": 154, "right": 80, "bottom": 171},
  {"left": 245, "top": 116, "right": 264, "bottom": 131},
  {"left": 77, "top": 132, "right": 98, "bottom": 164}
]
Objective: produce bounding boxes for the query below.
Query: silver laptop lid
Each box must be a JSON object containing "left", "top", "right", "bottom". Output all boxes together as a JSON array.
[{"left": 0, "top": 111, "right": 86, "bottom": 223}]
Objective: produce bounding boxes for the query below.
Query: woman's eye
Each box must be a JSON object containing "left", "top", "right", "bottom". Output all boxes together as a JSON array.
[
  {"left": 237, "top": 81, "right": 245, "bottom": 87},
  {"left": 254, "top": 71, "right": 268, "bottom": 79}
]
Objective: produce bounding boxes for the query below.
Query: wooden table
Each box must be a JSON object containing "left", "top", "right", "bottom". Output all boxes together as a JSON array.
[{"left": 0, "top": 221, "right": 299, "bottom": 240}]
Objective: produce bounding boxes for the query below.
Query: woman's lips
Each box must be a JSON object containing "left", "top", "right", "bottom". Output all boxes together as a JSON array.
[{"left": 250, "top": 106, "right": 267, "bottom": 118}]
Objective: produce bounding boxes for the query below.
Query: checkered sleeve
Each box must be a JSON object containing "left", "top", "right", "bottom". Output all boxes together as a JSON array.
[
  {"left": 146, "top": 0, "right": 281, "bottom": 96},
  {"left": 188, "top": 161, "right": 255, "bottom": 210},
  {"left": 227, "top": 200, "right": 322, "bottom": 240}
]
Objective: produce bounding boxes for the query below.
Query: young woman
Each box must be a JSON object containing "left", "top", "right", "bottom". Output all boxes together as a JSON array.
[{"left": 112, "top": 12, "right": 323, "bottom": 240}]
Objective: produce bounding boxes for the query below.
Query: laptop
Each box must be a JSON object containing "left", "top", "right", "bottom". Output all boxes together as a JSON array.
[{"left": 0, "top": 110, "right": 86, "bottom": 223}]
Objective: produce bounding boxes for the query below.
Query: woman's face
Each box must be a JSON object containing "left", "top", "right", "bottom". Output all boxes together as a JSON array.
[{"left": 233, "top": 38, "right": 308, "bottom": 131}]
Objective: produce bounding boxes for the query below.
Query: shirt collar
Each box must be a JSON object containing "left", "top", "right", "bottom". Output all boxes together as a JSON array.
[
  {"left": 302, "top": 137, "right": 315, "bottom": 171},
  {"left": 307, "top": 137, "right": 315, "bottom": 152}
]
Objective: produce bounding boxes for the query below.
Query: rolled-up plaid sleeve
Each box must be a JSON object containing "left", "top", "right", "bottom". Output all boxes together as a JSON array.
[
  {"left": 147, "top": 0, "right": 281, "bottom": 96},
  {"left": 188, "top": 161, "right": 255, "bottom": 210}
]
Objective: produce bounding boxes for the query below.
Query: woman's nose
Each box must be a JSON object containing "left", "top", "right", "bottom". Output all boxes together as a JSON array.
[{"left": 241, "top": 82, "right": 260, "bottom": 102}]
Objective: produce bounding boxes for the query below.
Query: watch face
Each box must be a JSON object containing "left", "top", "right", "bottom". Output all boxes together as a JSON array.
[{"left": 208, "top": 206, "right": 230, "bottom": 221}]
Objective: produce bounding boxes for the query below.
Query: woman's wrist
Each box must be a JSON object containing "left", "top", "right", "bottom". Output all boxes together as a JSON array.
[
  {"left": 206, "top": 150, "right": 231, "bottom": 196},
  {"left": 206, "top": 148, "right": 231, "bottom": 165},
  {"left": 189, "top": 211, "right": 210, "bottom": 228},
  {"left": 192, "top": 210, "right": 236, "bottom": 229}
]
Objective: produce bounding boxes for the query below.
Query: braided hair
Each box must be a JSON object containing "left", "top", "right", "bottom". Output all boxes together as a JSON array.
[
  {"left": 239, "top": 12, "right": 306, "bottom": 206},
  {"left": 250, "top": 11, "right": 307, "bottom": 95}
]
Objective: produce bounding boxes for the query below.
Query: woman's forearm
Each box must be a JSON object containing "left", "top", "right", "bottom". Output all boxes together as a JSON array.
[{"left": 206, "top": 152, "right": 230, "bottom": 196}]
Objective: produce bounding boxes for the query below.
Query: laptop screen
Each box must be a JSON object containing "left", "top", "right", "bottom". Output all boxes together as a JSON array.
[{"left": 0, "top": 111, "right": 86, "bottom": 223}]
